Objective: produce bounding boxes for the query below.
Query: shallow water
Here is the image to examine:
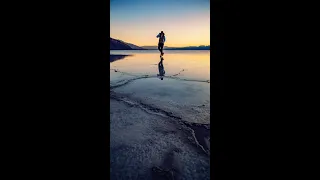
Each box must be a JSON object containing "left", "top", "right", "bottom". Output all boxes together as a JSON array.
[
  {"left": 110, "top": 50, "right": 210, "bottom": 81},
  {"left": 110, "top": 50, "right": 210, "bottom": 180}
]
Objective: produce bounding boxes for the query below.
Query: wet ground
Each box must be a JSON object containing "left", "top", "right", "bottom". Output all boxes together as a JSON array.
[{"left": 110, "top": 50, "right": 210, "bottom": 180}]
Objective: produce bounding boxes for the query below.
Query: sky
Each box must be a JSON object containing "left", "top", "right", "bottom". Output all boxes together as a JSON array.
[{"left": 110, "top": 0, "right": 210, "bottom": 47}]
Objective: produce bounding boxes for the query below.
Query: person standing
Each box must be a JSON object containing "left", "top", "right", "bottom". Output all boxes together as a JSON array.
[{"left": 156, "top": 31, "right": 166, "bottom": 56}]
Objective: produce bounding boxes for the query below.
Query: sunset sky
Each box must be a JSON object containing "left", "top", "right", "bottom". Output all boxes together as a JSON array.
[{"left": 110, "top": 0, "right": 210, "bottom": 47}]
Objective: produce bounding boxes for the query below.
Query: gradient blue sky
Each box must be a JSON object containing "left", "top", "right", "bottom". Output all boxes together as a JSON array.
[{"left": 110, "top": 0, "right": 210, "bottom": 47}]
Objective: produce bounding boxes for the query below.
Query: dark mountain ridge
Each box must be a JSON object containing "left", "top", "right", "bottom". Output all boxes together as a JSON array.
[
  {"left": 110, "top": 38, "right": 144, "bottom": 50},
  {"left": 141, "top": 45, "right": 210, "bottom": 50}
]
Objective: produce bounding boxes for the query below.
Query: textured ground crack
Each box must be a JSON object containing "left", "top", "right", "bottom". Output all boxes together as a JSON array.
[
  {"left": 110, "top": 89, "right": 210, "bottom": 156},
  {"left": 110, "top": 70, "right": 209, "bottom": 91}
]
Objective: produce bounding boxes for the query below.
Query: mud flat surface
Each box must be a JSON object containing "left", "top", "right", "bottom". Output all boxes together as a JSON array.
[{"left": 110, "top": 51, "right": 210, "bottom": 180}]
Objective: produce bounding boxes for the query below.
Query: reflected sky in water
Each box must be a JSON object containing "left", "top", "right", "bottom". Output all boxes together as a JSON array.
[{"left": 110, "top": 50, "right": 210, "bottom": 81}]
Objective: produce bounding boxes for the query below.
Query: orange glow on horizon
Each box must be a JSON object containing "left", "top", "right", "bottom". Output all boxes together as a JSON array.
[{"left": 111, "top": 11, "right": 210, "bottom": 47}]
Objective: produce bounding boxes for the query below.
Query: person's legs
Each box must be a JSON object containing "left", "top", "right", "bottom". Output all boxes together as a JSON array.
[
  {"left": 160, "top": 43, "right": 164, "bottom": 55},
  {"left": 158, "top": 43, "right": 162, "bottom": 53}
]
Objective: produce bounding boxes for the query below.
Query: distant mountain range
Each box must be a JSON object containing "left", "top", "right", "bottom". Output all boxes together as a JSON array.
[
  {"left": 141, "top": 45, "right": 210, "bottom": 50},
  {"left": 110, "top": 37, "right": 210, "bottom": 50},
  {"left": 110, "top": 38, "right": 144, "bottom": 50}
]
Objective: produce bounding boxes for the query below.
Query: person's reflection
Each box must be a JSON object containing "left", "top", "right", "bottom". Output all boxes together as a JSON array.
[{"left": 157, "top": 57, "right": 165, "bottom": 80}]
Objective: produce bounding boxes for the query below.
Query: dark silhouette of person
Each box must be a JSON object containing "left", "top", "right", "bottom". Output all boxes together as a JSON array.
[
  {"left": 156, "top": 31, "right": 166, "bottom": 56},
  {"left": 157, "top": 57, "right": 165, "bottom": 80}
]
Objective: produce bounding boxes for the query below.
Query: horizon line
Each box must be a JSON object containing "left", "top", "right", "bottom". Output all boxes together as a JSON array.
[
  {"left": 111, "top": 37, "right": 209, "bottom": 48},
  {"left": 138, "top": 45, "right": 210, "bottom": 48}
]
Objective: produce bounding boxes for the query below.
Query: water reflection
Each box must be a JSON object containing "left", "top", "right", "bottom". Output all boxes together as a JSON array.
[
  {"left": 110, "top": 50, "right": 209, "bottom": 81},
  {"left": 110, "top": 55, "right": 130, "bottom": 63},
  {"left": 157, "top": 57, "right": 165, "bottom": 80}
]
